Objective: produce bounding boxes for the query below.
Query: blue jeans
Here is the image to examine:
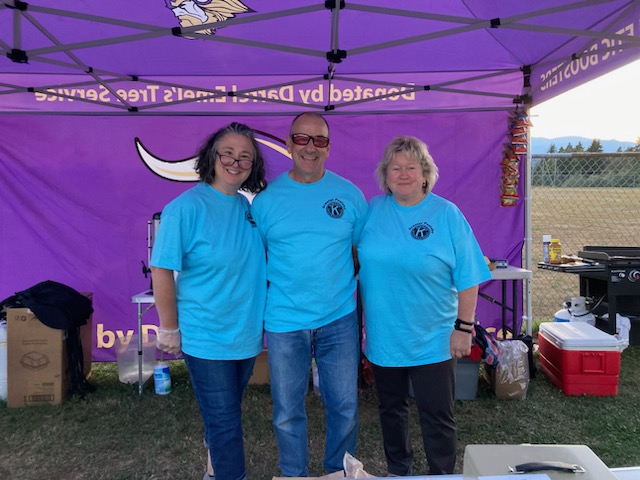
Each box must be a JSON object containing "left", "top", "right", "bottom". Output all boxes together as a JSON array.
[
  {"left": 184, "top": 353, "right": 256, "bottom": 480},
  {"left": 267, "top": 310, "right": 359, "bottom": 476}
]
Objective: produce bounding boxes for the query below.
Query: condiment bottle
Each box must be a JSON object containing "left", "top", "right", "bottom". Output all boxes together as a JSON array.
[
  {"left": 542, "top": 235, "right": 551, "bottom": 263},
  {"left": 549, "top": 238, "right": 562, "bottom": 264}
]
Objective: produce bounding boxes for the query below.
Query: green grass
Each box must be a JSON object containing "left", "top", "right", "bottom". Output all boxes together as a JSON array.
[{"left": 2, "top": 346, "right": 640, "bottom": 479}]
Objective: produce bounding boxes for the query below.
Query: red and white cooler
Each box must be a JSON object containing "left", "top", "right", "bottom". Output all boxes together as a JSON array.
[{"left": 539, "top": 322, "right": 622, "bottom": 396}]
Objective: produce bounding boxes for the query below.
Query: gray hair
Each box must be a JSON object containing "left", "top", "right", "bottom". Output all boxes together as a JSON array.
[{"left": 375, "top": 136, "right": 439, "bottom": 194}]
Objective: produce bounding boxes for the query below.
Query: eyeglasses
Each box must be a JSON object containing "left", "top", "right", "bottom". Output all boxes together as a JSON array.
[
  {"left": 216, "top": 152, "right": 254, "bottom": 170},
  {"left": 291, "top": 133, "right": 330, "bottom": 148}
]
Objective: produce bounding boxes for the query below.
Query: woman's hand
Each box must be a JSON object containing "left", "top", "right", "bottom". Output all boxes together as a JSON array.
[
  {"left": 450, "top": 329, "right": 473, "bottom": 358},
  {"left": 451, "top": 286, "right": 479, "bottom": 358},
  {"left": 157, "top": 327, "right": 181, "bottom": 355}
]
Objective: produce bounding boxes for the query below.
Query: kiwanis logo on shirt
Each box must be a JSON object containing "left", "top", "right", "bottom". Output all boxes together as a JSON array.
[
  {"left": 409, "top": 222, "right": 434, "bottom": 240},
  {"left": 323, "top": 198, "right": 346, "bottom": 219}
]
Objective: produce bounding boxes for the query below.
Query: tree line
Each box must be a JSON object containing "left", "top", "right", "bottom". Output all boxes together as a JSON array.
[
  {"left": 534, "top": 137, "right": 640, "bottom": 187},
  {"left": 546, "top": 137, "right": 640, "bottom": 153}
]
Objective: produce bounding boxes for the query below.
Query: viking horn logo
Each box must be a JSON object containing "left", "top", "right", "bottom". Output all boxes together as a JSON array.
[
  {"left": 136, "top": 134, "right": 291, "bottom": 182},
  {"left": 135, "top": 138, "right": 199, "bottom": 181}
]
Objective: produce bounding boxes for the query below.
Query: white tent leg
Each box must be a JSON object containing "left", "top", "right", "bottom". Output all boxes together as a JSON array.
[{"left": 524, "top": 105, "right": 533, "bottom": 336}]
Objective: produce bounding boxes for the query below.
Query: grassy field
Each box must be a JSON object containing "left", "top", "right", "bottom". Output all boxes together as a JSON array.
[
  {"left": 2, "top": 347, "right": 640, "bottom": 480},
  {"left": 530, "top": 187, "right": 640, "bottom": 320}
]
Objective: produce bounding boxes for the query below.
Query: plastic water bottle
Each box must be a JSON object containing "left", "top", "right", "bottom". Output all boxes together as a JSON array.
[
  {"left": 542, "top": 235, "right": 551, "bottom": 263},
  {"left": 154, "top": 361, "right": 172, "bottom": 395}
]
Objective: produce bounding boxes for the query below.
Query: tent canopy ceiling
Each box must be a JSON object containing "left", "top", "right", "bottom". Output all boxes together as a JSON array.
[{"left": 1, "top": 0, "right": 640, "bottom": 114}]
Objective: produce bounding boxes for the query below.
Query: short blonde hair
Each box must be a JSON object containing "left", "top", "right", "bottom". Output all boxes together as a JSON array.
[{"left": 375, "top": 136, "right": 439, "bottom": 194}]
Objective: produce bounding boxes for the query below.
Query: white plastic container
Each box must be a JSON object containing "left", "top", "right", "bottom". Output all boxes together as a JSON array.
[
  {"left": 0, "top": 321, "right": 7, "bottom": 401},
  {"left": 464, "top": 444, "right": 617, "bottom": 479},
  {"left": 116, "top": 333, "right": 156, "bottom": 384}
]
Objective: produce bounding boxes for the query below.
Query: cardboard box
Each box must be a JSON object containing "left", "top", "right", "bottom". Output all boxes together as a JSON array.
[
  {"left": 7, "top": 308, "right": 69, "bottom": 407},
  {"left": 6, "top": 293, "right": 93, "bottom": 407},
  {"left": 485, "top": 364, "right": 529, "bottom": 400},
  {"left": 463, "top": 444, "right": 617, "bottom": 479},
  {"left": 539, "top": 322, "right": 620, "bottom": 396},
  {"left": 249, "top": 349, "right": 269, "bottom": 385}
]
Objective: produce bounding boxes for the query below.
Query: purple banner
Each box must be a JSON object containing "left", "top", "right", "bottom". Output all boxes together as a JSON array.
[
  {"left": 0, "top": 112, "right": 523, "bottom": 361},
  {"left": 531, "top": 10, "right": 640, "bottom": 104},
  {"left": 0, "top": 72, "right": 522, "bottom": 114}
]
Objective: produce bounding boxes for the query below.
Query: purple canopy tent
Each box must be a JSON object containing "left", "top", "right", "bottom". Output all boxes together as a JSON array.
[{"left": 2, "top": 1, "right": 640, "bottom": 361}]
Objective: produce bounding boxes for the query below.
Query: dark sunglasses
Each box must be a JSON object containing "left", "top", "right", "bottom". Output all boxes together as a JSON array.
[{"left": 291, "top": 133, "right": 330, "bottom": 148}]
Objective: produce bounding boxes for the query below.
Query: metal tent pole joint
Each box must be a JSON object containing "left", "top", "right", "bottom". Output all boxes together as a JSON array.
[
  {"left": 8, "top": 48, "right": 28, "bottom": 63},
  {"left": 6, "top": 0, "right": 28, "bottom": 11},
  {"left": 324, "top": 0, "right": 345, "bottom": 10},
  {"left": 326, "top": 50, "right": 347, "bottom": 63}
]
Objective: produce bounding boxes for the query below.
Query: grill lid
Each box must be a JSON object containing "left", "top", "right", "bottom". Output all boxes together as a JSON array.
[{"left": 579, "top": 246, "right": 640, "bottom": 264}]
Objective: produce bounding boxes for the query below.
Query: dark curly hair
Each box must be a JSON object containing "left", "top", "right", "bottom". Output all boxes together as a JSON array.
[{"left": 195, "top": 122, "right": 267, "bottom": 194}]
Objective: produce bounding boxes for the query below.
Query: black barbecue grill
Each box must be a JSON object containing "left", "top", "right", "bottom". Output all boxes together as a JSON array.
[
  {"left": 576, "top": 246, "right": 640, "bottom": 335},
  {"left": 579, "top": 246, "right": 640, "bottom": 266}
]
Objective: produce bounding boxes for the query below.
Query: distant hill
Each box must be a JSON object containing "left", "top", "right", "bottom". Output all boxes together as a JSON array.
[{"left": 531, "top": 136, "right": 635, "bottom": 154}]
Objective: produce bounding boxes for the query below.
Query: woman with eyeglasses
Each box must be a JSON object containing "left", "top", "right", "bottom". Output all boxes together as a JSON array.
[
  {"left": 150, "top": 122, "right": 267, "bottom": 480},
  {"left": 357, "top": 136, "right": 491, "bottom": 476}
]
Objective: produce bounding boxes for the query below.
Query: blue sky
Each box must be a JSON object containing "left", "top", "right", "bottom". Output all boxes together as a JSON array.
[{"left": 530, "top": 59, "right": 640, "bottom": 142}]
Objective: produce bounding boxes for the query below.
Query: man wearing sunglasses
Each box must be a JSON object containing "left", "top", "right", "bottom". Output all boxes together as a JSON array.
[{"left": 251, "top": 112, "right": 368, "bottom": 477}]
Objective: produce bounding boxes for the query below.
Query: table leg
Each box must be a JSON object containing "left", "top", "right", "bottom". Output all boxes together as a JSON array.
[
  {"left": 512, "top": 279, "right": 518, "bottom": 336},
  {"left": 501, "top": 280, "right": 507, "bottom": 338},
  {"left": 137, "top": 302, "right": 143, "bottom": 396}
]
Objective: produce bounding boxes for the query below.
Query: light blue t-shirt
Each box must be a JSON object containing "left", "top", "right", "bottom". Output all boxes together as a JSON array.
[
  {"left": 357, "top": 193, "right": 491, "bottom": 367},
  {"left": 150, "top": 182, "right": 266, "bottom": 360},
  {"left": 251, "top": 170, "right": 368, "bottom": 332}
]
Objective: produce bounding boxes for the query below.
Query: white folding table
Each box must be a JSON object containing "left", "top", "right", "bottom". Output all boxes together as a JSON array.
[{"left": 480, "top": 266, "right": 533, "bottom": 338}]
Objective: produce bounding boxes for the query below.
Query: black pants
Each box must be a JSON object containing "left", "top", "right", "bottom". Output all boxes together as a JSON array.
[{"left": 371, "top": 359, "right": 456, "bottom": 475}]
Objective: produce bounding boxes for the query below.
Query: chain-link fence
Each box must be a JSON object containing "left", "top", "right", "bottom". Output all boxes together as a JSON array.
[{"left": 529, "top": 153, "right": 640, "bottom": 323}]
